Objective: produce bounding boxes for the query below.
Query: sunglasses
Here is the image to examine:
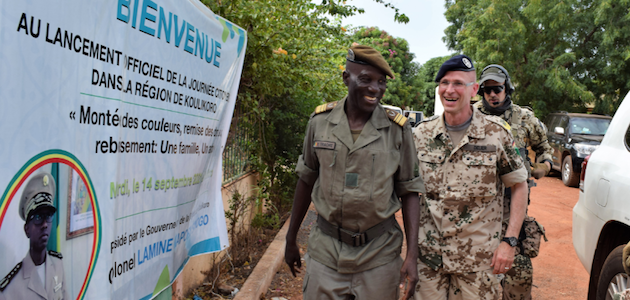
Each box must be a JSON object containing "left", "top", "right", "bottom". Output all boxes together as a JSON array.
[
  {"left": 481, "top": 85, "right": 505, "bottom": 94},
  {"left": 28, "top": 213, "right": 54, "bottom": 225}
]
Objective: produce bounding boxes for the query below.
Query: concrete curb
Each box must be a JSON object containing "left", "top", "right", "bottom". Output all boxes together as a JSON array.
[{"left": 234, "top": 218, "right": 290, "bottom": 300}]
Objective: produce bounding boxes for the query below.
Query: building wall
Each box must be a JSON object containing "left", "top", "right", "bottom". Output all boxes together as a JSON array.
[{"left": 171, "top": 171, "right": 259, "bottom": 299}]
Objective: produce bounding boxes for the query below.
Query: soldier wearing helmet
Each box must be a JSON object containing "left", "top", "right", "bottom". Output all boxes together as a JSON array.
[{"left": 474, "top": 64, "right": 554, "bottom": 300}]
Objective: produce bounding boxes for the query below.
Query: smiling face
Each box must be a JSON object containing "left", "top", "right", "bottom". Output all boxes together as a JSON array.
[
  {"left": 482, "top": 79, "right": 507, "bottom": 107},
  {"left": 343, "top": 62, "right": 387, "bottom": 115},
  {"left": 438, "top": 70, "right": 478, "bottom": 116}
]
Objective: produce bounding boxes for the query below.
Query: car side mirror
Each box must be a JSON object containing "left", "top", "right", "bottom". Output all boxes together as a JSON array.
[{"left": 554, "top": 127, "right": 565, "bottom": 135}]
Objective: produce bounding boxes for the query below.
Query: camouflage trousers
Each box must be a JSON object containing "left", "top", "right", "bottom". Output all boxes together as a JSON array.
[
  {"left": 414, "top": 261, "right": 502, "bottom": 300},
  {"left": 501, "top": 222, "right": 534, "bottom": 300}
]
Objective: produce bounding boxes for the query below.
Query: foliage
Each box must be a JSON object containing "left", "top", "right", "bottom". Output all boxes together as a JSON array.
[
  {"left": 316, "top": 0, "right": 410, "bottom": 23},
  {"left": 203, "top": 0, "right": 350, "bottom": 214},
  {"left": 350, "top": 27, "right": 423, "bottom": 110},
  {"left": 251, "top": 211, "right": 281, "bottom": 230},
  {"left": 443, "top": 0, "right": 630, "bottom": 117},
  {"left": 204, "top": 0, "right": 422, "bottom": 220},
  {"left": 415, "top": 55, "right": 452, "bottom": 116}
]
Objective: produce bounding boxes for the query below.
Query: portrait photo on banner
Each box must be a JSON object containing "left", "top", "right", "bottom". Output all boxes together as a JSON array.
[{"left": 0, "top": 162, "right": 95, "bottom": 300}]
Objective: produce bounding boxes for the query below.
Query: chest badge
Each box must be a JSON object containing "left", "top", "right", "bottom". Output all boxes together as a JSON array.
[
  {"left": 314, "top": 141, "right": 336, "bottom": 150},
  {"left": 461, "top": 144, "right": 497, "bottom": 152},
  {"left": 54, "top": 276, "right": 62, "bottom": 292}
]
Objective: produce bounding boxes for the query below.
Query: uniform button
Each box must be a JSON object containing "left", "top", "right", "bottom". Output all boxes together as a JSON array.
[
  {"left": 447, "top": 186, "right": 451, "bottom": 190},
  {"left": 489, "top": 158, "right": 493, "bottom": 161},
  {"left": 467, "top": 157, "right": 471, "bottom": 160},
  {"left": 438, "top": 156, "right": 442, "bottom": 159}
]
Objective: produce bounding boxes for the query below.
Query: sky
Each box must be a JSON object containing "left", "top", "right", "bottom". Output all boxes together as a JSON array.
[{"left": 341, "top": 0, "right": 454, "bottom": 65}]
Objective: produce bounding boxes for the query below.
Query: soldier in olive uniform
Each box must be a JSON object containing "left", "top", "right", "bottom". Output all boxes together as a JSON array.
[
  {"left": 412, "top": 55, "right": 529, "bottom": 299},
  {"left": 0, "top": 172, "right": 68, "bottom": 300},
  {"left": 474, "top": 64, "right": 554, "bottom": 300},
  {"left": 284, "top": 44, "right": 425, "bottom": 300}
]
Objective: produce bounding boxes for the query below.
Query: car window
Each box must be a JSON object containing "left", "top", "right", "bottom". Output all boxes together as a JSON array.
[
  {"left": 625, "top": 123, "right": 630, "bottom": 151},
  {"left": 569, "top": 117, "right": 611, "bottom": 135},
  {"left": 545, "top": 115, "right": 558, "bottom": 134},
  {"left": 558, "top": 116, "right": 569, "bottom": 130}
]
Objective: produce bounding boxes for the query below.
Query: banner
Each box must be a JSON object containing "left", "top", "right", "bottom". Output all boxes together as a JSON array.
[{"left": 0, "top": 0, "right": 246, "bottom": 299}]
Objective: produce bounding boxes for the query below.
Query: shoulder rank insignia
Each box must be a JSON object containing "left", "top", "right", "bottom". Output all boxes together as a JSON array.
[
  {"left": 48, "top": 250, "right": 63, "bottom": 259},
  {"left": 314, "top": 101, "right": 338, "bottom": 115},
  {"left": 488, "top": 116, "right": 512, "bottom": 131},
  {"left": 500, "top": 118, "right": 512, "bottom": 130},
  {"left": 0, "top": 262, "right": 22, "bottom": 291},
  {"left": 385, "top": 108, "right": 407, "bottom": 126}
]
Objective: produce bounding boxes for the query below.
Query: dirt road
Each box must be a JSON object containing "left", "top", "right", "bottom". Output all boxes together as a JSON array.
[
  {"left": 529, "top": 174, "right": 589, "bottom": 299},
  {"left": 264, "top": 173, "right": 590, "bottom": 299}
]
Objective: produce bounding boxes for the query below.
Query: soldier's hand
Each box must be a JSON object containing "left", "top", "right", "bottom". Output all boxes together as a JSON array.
[
  {"left": 284, "top": 242, "right": 302, "bottom": 277},
  {"left": 491, "top": 242, "right": 516, "bottom": 274},
  {"left": 531, "top": 162, "right": 550, "bottom": 179},
  {"left": 399, "top": 257, "right": 418, "bottom": 300}
]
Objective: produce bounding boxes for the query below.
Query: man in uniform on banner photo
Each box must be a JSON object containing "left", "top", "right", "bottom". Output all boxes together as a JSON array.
[{"left": 0, "top": 172, "right": 68, "bottom": 300}]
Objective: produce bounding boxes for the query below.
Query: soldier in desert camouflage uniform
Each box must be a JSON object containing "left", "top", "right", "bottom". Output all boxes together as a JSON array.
[
  {"left": 473, "top": 64, "right": 554, "bottom": 300},
  {"left": 412, "top": 55, "right": 529, "bottom": 300}
]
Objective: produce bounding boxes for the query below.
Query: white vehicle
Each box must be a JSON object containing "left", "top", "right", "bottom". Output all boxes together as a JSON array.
[
  {"left": 381, "top": 104, "right": 403, "bottom": 116},
  {"left": 403, "top": 110, "right": 424, "bottom": 127},
  {"left": 573, "top": 91, "right": 630, "bottom": 299},
  {"left": 434, "top": 86, "right": 444, "bottom": 116}
]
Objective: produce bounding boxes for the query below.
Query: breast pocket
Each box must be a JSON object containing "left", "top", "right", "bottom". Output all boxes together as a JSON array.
[
  {"left": 461, "top": 151, "right": 497, "bottom": 197},
  {"left": 417, "top": 151, "right": 445, "bottom": 194},
  {"left": 315, "top": 148, "right": 337, "bottom": 198}
]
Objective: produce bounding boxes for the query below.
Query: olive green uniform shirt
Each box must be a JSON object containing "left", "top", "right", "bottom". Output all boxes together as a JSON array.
[
  {"left": 412, "top": 106, "right": 527, "bottom": 273},
  {"left": 296, "top": 97, "right": 425, "bottom": 274}
]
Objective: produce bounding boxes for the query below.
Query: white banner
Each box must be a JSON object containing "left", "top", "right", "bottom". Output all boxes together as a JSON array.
[{"left": 0, "top": 0, "right": 246, "bottom": 299}]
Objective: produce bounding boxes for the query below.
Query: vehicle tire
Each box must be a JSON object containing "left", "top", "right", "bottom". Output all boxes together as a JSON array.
[
  {"left": 562, "top": 155, "right": 580, "bottom": 187},
  {"left": 596, "top": 245, "right": 630, "bottom": 300}
]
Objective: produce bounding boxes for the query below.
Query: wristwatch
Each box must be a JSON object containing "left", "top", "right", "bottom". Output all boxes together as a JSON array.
[{"left": 502, "top": 237, "right": 518, "bottom": 247}]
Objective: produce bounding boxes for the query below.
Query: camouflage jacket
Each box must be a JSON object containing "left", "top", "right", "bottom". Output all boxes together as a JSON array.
[
  {"left": 412, "top": 106, "right": 526, "bottom": 273},
  {"left": 474, "top": 101, "right": 553, "bottom": 169}
]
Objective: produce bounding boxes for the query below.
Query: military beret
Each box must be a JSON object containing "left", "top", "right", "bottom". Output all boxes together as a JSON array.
[
  {"left": 19, "top": 172, "right": 56, "bottom": 221},
  {"left": 435, "top": 54, "right": 475, "bottom": 82},
  {"left": 347, "top": 44, "right": 394, "bottom": 78}
]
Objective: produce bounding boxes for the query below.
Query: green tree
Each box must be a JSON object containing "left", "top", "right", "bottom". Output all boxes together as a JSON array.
[
  {"left": 203, "top": 0, "right": 350, "bottom": 211},
  {"left": 416, "top": 55, "right": 452, "bottom": 116},
  {"left": 443, "top": 0, "right": 630, "bottom": 117},
  {"left": 317, "top": 0, "right": 410, "bottom": 23},
  {"left": 203, "top": 0, "right": 418, "bottom": 213}
]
